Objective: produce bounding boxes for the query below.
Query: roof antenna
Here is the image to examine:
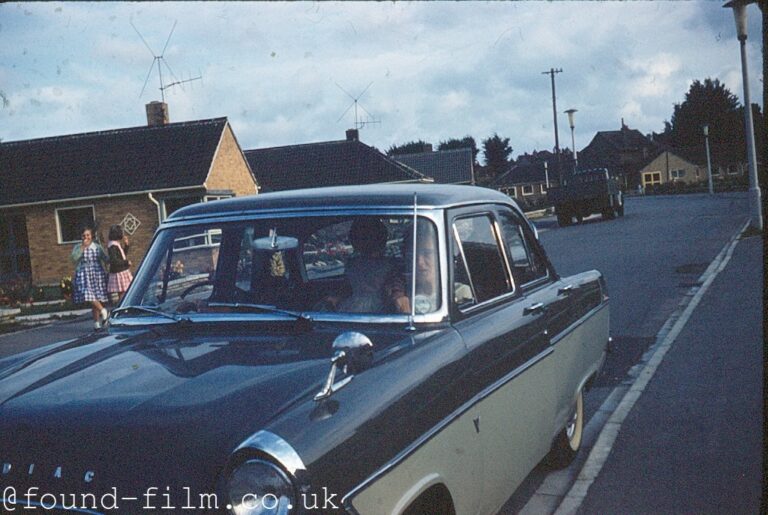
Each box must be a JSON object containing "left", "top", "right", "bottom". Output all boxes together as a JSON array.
[
  {"left": 131, "top": 19, "right": 202, "bottom": 102},
  {"left": 335, "top": 81, "right": 381, "bottom": 130}
]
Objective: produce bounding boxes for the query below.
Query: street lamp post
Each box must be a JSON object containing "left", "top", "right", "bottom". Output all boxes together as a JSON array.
[
  {"left": 724, "top": 0, "right": 763, "bottom": 231},
  {"left": 564, "top": 108, "right": 578, "bottom": 171},
  {"left": 703, "top": 124, "right": 714, "bottom": 195}
]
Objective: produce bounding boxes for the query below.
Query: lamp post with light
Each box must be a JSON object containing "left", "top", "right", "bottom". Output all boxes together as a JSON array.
[
  {"left": 564, "top": 108, "right": 578, "bottom": 172},
  {"left": 703, "top": 124, "right": 714, "bottom": 195},
  {"left": 723, "top": 0, "right": 762, "bottom": 231}
]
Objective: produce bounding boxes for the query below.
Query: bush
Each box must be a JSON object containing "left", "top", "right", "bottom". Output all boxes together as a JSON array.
[{"left": 0, "top": 275, "right": 33, "bottom": 307}]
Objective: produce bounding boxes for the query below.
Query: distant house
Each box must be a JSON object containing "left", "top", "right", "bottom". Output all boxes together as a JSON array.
[
  {"left": 392, "top": 145, "right": 475, "bottom": 184},
  {"left": 0, "top": 102, "right": 258, "bottom": 286},
  {"left": 492, "top": 151, "right": 561, "bottom": 210},
  {"left": 636, "top": 149, "right": 706, "bottom": 188},
  {"left": 578, "top": 120, "right": 661, "bottom": 190},
  {"left": 244, "top": 129, "right": 430, "bottom": 192}
]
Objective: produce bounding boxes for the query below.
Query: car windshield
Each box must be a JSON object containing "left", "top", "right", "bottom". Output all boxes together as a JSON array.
[{"left": 118, "top": 214, "right": 441, "bottom": 319}]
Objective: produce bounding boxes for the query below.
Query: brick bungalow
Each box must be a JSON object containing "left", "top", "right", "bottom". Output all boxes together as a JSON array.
[
  {"left": 244, "top": 129, "right": 430, "bottom": 192},
  {"left": 0, "top": 103, "right": 258, "bottom": 287}
]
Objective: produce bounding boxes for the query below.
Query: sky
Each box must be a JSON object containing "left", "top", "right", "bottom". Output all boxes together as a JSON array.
[{"left": 1, "top": 1, "right": 764, "bottom": 162}]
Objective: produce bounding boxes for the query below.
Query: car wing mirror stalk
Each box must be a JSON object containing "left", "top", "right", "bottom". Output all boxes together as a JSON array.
[{"left": 314, "top": 332, "right": 373, "bottom": 402}]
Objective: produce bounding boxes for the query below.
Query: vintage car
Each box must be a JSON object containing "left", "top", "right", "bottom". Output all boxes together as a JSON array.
[{"left": 0, "top": 184, "right": 609, "bottom": 515}]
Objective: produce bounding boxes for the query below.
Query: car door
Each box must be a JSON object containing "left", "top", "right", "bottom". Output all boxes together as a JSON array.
[
  {"left": 495, "top": 206, "right": 588, "bottom": 445},
  {"left": 448, "top": 207, "right": 557, "bottom": 514}
]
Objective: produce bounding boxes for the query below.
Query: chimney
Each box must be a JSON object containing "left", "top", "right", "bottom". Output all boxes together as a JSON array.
[
  {"left": 146, "top": 101, "right": 169, "bottom": 127},
  {"left": 346, "top": 129, "right": 359, "bottom": 141},
  {"left": 423, "top": 143, "right": 433, "bottom": 153}
]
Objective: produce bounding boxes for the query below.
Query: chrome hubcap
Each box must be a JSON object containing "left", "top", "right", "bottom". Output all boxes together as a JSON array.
[{"left": 566, "top": 409, "right": 578, "bottom": 441}]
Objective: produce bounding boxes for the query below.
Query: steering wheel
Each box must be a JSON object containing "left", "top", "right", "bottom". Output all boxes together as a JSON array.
[{"left": 180, "top": 280, "right": 213, "bottom": 299}]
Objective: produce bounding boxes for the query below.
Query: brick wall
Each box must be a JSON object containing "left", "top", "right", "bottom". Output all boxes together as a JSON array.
[
  {"left": 206, "top": 124, "right": 259, "bottom": 196},
  {"left": 26, "top": 195, "right": 160, "bottom": 285}
]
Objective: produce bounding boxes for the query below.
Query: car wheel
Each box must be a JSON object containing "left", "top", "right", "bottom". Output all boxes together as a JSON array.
[
  {"left": 617, "top": 203, "right": 625, "bottom": 217},
  {"left": 548, "top": 388, "right": 583, "bottom": 469}
]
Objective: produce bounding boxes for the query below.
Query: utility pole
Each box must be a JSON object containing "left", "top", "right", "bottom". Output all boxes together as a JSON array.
[{"left": 542, "top": 68, "right": 563, "bottom": 185}]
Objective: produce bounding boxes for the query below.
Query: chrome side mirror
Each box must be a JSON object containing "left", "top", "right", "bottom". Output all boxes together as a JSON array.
[{"left": 314, "top": 332, "right": 373, "bottom": 402}]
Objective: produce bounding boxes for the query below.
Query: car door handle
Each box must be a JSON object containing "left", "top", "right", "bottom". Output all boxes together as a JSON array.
[
  {"left": 558, "top": 284, "right": 578, "bottom": 296},
  {"left": 523, "top": 302, "right": 545, "bottom": 315}
]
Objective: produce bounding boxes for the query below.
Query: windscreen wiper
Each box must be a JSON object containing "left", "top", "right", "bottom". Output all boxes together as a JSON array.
[
  {"left": 206, "top": 302, "right": 312, "bottom": 323},
  {"left": 111, "top": 305, "right": 183, "bottom": 322}
]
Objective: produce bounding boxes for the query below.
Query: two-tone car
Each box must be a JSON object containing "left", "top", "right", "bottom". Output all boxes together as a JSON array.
[{"left": 0, "top": 184, "right": 609, "bottom": 514}]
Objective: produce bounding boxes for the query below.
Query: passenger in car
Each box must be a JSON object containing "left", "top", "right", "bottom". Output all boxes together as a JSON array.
[
  {"left": 393, "top": 220, "right": 473, "bottom": 314},
  {"left": 337, "top": 218, "right": 399, "bottom": 313}
]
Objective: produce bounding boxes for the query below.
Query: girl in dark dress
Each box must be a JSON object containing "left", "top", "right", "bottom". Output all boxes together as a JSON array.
[{"left": 107, "top": 225, "right": 133, "bottom": 304}]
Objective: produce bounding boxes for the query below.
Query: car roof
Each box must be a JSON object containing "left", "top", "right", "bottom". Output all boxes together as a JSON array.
[{"left": 168, "top": 184, "right": 517, "bottom": 221}]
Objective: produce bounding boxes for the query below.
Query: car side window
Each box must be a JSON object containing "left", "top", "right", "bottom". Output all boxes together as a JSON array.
[
  {"left": 497, "top": 210, "right": 548, "bottom": 285},
  {"left": 452, "top": 214, "right": 511, "bottom": 305}
]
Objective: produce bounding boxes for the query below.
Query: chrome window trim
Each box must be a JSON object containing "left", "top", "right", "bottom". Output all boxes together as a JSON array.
[
  {"left": 341, "top": 298, "right": 609, "bottom": 510},
  {"left": 491, "top": 218, "right": 516, "bottom": 292},
  {"left": 116, "top": 210, "right": 451, "bottom": 325},
  {"left": 495, "top": 206, "right": 552, "bottom": 288},
  {"left": 164, "top": 200, "right": 524, "bottom": 227},
  {"left": 451, "top": 223, "right": 478, "bottom": 305},
  {"left": 451, "top": 211, "right": 516, "bottom": 314},
  {"left": 109, "top": 311, "right": 449, "bottom": 327}
]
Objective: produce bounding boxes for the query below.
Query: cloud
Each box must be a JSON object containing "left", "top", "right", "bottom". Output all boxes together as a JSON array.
[{"left": 1, "top": 1, "right": 762, "bottom": 158}]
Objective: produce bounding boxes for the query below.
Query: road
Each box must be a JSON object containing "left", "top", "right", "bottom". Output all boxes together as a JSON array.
[
  {"left": 0, "top": 192, "right": 762, "bottom": 513},
  {"left": 500, "top": 192, "right": 762, "bottom": 513}
]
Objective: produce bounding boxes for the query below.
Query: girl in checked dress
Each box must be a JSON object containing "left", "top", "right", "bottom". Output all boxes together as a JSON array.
[
  {"left": 107, "top": 225, "right": 133, "bottom": 305},
  {"left": 71, "top": 226, "right": 109, "bottom": 329}
]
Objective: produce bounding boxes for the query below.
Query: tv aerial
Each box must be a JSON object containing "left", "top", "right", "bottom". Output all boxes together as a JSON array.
[
  {"left": 132, "top": 19, "right": 202, "bottom": 102},
  {"left": 335, "top": 81, "right": 381, "bottom": 130}
]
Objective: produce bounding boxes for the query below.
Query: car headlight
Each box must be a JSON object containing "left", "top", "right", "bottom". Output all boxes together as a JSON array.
[{"left": 226, "top": 459, "right": 296, "bottom": 515}]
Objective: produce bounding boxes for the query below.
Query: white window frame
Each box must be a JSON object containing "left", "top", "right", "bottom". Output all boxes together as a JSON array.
[
  {"left": 670, "top": 169, "right": 686, "bottom": 180},
  {"left": 540, "top": 183, "right": 547, "bottom": 194},
  {"left": 166, "top": 195, "right": 232, "bottom": 251},
  {"left": 55, "top": 205, "right": 96, "bottom": 244},
  {"left": 521, "top": 184, "right": 534, "bottom": 196},
  {"left": 727, "top": 165, "right": 739, "bottom": 175}
]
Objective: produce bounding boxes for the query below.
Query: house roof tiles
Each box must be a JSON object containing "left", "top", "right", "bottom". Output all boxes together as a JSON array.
[
  {"left": 393, "top": 148, "right": 474, "bottom": 184},
  {"left": 0, "top": 118, "right": 229, "bottom": 206},
  {"left": 244, "top": 138, "right": 428, "bottom": 192}
]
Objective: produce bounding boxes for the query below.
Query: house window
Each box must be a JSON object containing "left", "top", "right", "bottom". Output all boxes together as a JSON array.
[
  {"left": 712, "top": 167, "right": 721, "bottom": 177},
  {"left": 642, "top": 171, "right": 662, "bottom": 187},
  {"left": 727, "top": 165, "right": 739, "bottom": 175},
  {"left": 56, "top": 206, "right": 95, "bottom": 244},
  {"left": 162, "top": 195, "right": 231, "bottom": 251},
  {"left": 521, "top": 185, "right": 534, "bottom": 196},
  {"left": 540, "top": 184, "right": 547, "bottom": 194},
  {"left": 670, "top": 169, "right": 686, "bottom": 180},
  {"left": 508, "top": 187, "right": 517, "bottom": 198}
]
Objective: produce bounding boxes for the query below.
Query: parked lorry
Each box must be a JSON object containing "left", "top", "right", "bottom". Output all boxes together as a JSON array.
[{"left": 547, "top": 168, "right": 624, "bottom": 226}]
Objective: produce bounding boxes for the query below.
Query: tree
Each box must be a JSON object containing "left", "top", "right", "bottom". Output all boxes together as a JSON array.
[
  {"left": 481, "top": 133, "right": 513, "bottom": 184},
  {"left": 438, "top": 136, "right": 480, "bottom": 165},
  {"left": 386, "top": 140, "right": 430, "bottom": 156},
  {"left": 664, "top": 78, "right": 744, "bottom": 166}
]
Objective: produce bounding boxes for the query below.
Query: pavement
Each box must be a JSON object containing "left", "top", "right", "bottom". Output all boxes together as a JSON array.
[{"left": 566, "top": 232, "right": 764, "bottom": 514}]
